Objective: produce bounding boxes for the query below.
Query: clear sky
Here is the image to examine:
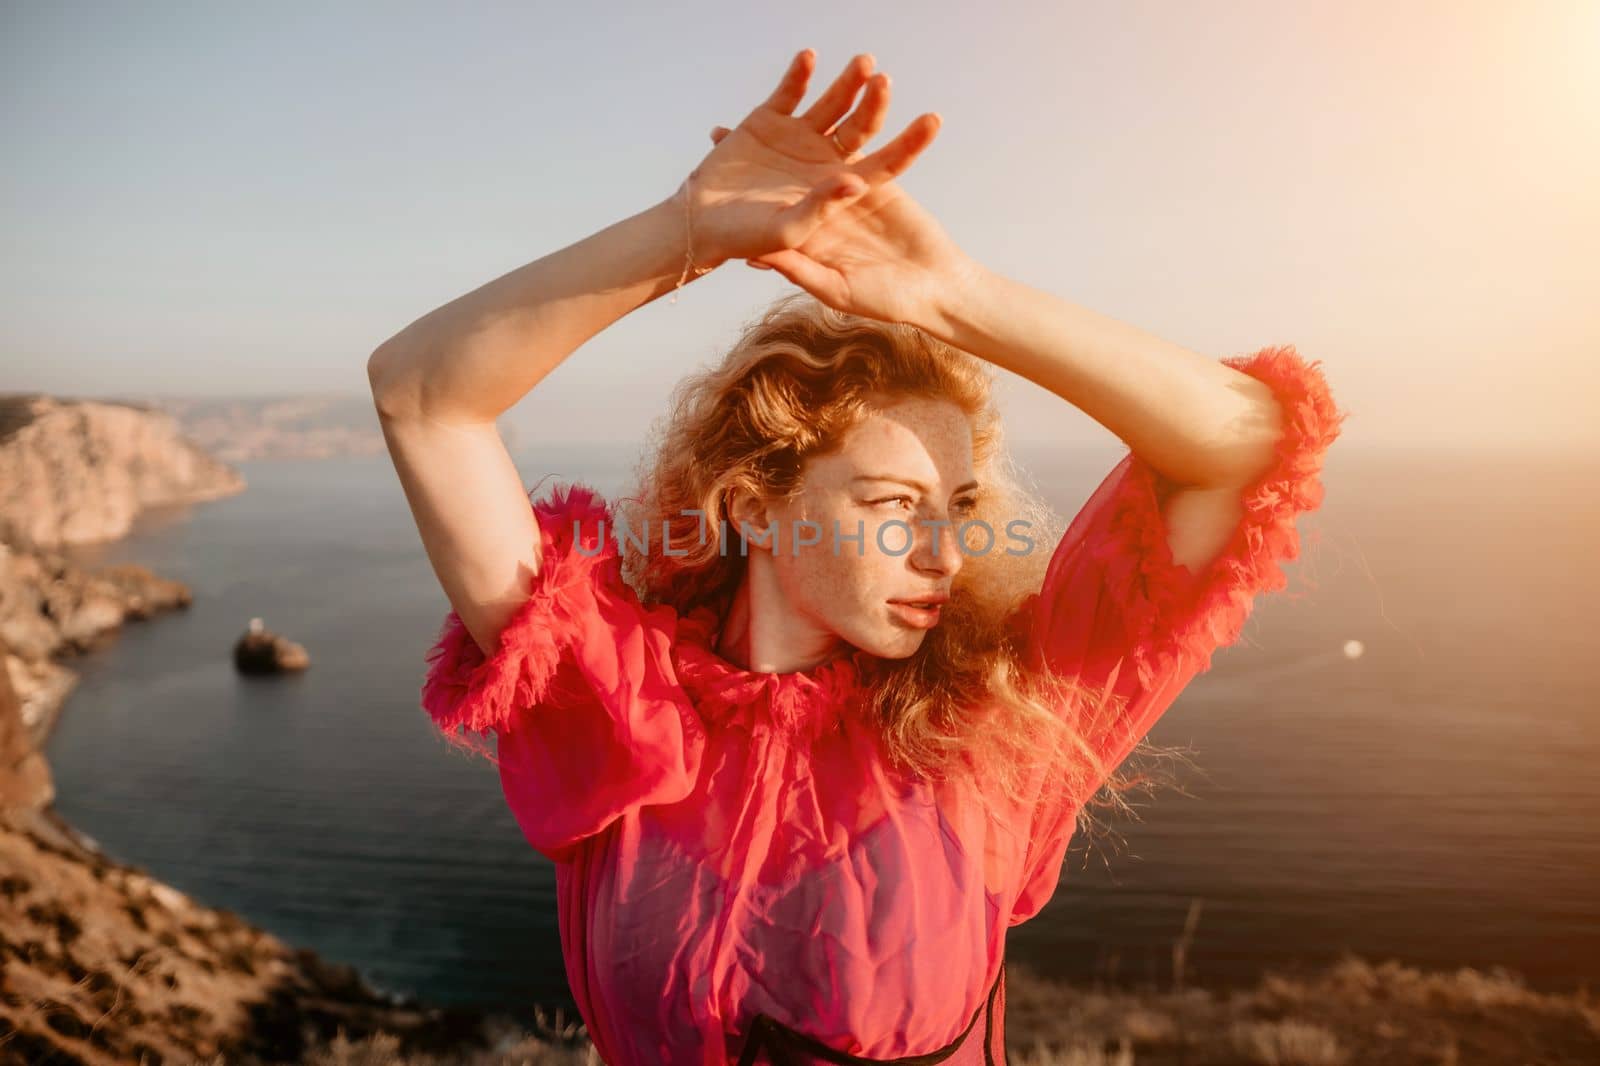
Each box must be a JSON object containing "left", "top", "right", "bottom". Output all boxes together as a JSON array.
[{"left": 3, "top": 1, "right": 1596, "bottom": 450}]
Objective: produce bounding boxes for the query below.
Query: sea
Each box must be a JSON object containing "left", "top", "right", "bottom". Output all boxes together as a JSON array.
[{"left": 46, "top": 440, "right": 1600, "bottom": 1027}]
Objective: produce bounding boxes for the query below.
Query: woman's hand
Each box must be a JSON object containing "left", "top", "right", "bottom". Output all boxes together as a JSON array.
[
  {"left": 741, "top": 175, "right": 982, "bottom": 330},
  {"left": 680, "top": 50, "right": 979, "bottom": 326}
]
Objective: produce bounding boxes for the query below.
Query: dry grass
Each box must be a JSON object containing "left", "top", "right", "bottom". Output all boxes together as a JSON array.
[
  {"left": 998, "top": 953, "right": 1598, "bottom": 1065},
  {"left": 156, "top": 954, "right": 1597, "bottom": 1066},
  {"left": 1227, "top": 1018, "right": 1346, "bottom": 1065},
  {"left": 1009, "top": 1035, "right": 1136, "bottom": 1066}
]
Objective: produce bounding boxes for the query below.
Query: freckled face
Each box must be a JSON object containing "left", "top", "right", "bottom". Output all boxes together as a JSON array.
[{"left": 763, "top": 396, "right": 980, "bottom": 659}]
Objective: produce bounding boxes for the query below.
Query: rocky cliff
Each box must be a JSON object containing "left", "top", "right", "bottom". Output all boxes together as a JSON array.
[
  {"left": 0, "top": 540, "right": 193, "bottom": 779},
  {"left": 0, "top": 660, "right": 511, "bottom": 1065},
  {"left": 0, "top": 394, "right": 246, "bottom": 551},
  {"left": 0, "top": 397, "right": 579, "bottom": 1063}
]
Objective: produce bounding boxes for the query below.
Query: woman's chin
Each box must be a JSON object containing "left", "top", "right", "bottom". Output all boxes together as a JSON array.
[{"left": 864, "top": 627, "right": 928, "bottom": 660}]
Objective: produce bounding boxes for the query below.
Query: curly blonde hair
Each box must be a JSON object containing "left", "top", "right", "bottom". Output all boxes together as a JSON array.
[{"left": 613, "top": 292, "right": 1186, "bottom": 835}]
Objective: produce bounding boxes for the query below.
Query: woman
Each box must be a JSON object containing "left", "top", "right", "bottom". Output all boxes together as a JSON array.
[{"left": 370, "top": 49, "right": 1345, "bottom": 1066}]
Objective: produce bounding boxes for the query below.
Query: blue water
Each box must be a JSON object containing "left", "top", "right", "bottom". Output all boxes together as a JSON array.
[{"left": 46, "top": 442, "right": 1600, "bottom": 1026}]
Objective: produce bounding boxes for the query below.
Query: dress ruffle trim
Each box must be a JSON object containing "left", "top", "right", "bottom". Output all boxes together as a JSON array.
[
  {"left": 419, "top": 481, "right": 618, "bottom": 761},
  {"left": 1105, "top": 344, "right": 1347, "bottom": 689},
  {"left": 673, "top": 606, "right": 882, "bottom": 746}
]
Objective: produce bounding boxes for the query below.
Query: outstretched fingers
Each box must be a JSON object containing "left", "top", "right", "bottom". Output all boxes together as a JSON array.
[
  {"left": 762, "top": 48, "right": 817, "bottom": 116},
  {"left": 827, "top": 72, "right": 891, "bottom": 156},
  {"left": 738, "top": 50, "right": 940, "bottom": 187},
  {"left": 851, "top": 113, "right": 943, "bottom": 183},
  {"left": 800, "top": 53, "right": 876, "bottom": 135}
]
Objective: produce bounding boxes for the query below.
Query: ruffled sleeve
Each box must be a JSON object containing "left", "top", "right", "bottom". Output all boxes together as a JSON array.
[
  {"left": 1008, "top": 345, "right": 1346, "bottom": 926},
  {"left": 419, "top": 481, "right": 705, "bottom": 863}
]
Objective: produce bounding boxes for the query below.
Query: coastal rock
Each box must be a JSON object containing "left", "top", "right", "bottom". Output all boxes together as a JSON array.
[
  {"left": 0, "top": 394, "right": 574, "bottom": 1064},
  {"left": 0, "top": 544, "right": 196, "bottom": 651},
  {"left": 233, "top": 617, "right": 311, "bottom": 675},
  {"left": 0, "top": 539, "right": 530, "bottom": 1063},
  {"left": 0, "top": 392, "right": 246, "bottom": 551},
  {"left": 0, "top": 804, "right": 508, "bottom": 1065},
  {"left": 0, "top": 656, "right": 54, "bottom": 813},
  {"left": 0, "top": 540, "right": 192, "bottom": 748}
]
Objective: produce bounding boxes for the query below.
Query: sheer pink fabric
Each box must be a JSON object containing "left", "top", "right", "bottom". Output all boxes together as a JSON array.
[{"left": 419, "top": 345, "right": 1344, "bottom": 1064}]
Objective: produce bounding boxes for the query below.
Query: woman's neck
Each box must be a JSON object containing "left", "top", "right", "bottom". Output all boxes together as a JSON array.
[{"left": 715, "top": 565, "right": 845, "bottom": 675}]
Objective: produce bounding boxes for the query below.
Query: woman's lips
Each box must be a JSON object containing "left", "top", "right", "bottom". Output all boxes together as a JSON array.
[{"left": 888, "top": 601, "right": 942, "bottom": 629}]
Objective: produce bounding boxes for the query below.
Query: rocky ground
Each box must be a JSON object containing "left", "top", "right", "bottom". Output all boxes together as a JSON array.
[
  {"left": 0, "top": 396, "right": 572, "bottom": 1063},
  {"left": 997, "top": 954, "right": 1599, "bottom": 1065},
  {"left": 0, "top": 531, "right": 580, "bottom": 1065},
  {"left": 0, "top": 803, "right": 538, "bottom": 1065}
]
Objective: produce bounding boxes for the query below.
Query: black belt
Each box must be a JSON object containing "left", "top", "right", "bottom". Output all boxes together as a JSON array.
[{"left": 733, "top": 961, "right": 1006, "bottom": 1066}]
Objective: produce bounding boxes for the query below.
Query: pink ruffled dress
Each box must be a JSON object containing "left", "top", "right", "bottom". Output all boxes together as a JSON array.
[{"left": 420, "top": 346, "right": 1344, "bottom": 1064}]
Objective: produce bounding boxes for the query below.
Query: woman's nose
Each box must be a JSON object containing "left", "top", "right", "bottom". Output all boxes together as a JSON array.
[{"left": 909, "top": 515, "right": 964, "bottom": 577}]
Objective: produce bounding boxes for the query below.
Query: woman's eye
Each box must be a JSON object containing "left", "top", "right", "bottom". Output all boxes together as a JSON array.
[{"left": 870, "top": 496, "right": 977, "bottom": 515}]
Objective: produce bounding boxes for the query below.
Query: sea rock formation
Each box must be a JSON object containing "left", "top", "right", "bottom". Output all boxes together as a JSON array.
[
  {"left": 0, "top": 397, "right": 553, "bottom": 1062},
  {"left": 0, "top": 796, "right": 500, "bottom": 1064},
  {"left": 233, "top": 617, "right": 311, "bottom": 675},
  {"left": 0, "top": 393, "right": 245, "bottom": 551},
  {"left": 0, "top": 540, "right": 192, "bottom": 760}
]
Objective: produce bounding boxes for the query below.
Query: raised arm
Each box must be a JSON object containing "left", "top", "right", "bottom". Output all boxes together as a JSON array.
[
  {"left": 917, "top": 273, "right": 1290, "bottom": 573},
  {"left": 367, "top": 195, "right": 717, "bottom": 659},
  {"left": 717, "top": 94, "right": 1297, "bottom": 571},
  {"left": 369, "top": 48, "right": 938, "bottom": 658}
]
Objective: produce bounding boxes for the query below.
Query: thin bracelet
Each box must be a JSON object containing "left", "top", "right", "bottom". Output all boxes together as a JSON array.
[{"left": 670, "top": 171, "right": 716, "bottom": 304}]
